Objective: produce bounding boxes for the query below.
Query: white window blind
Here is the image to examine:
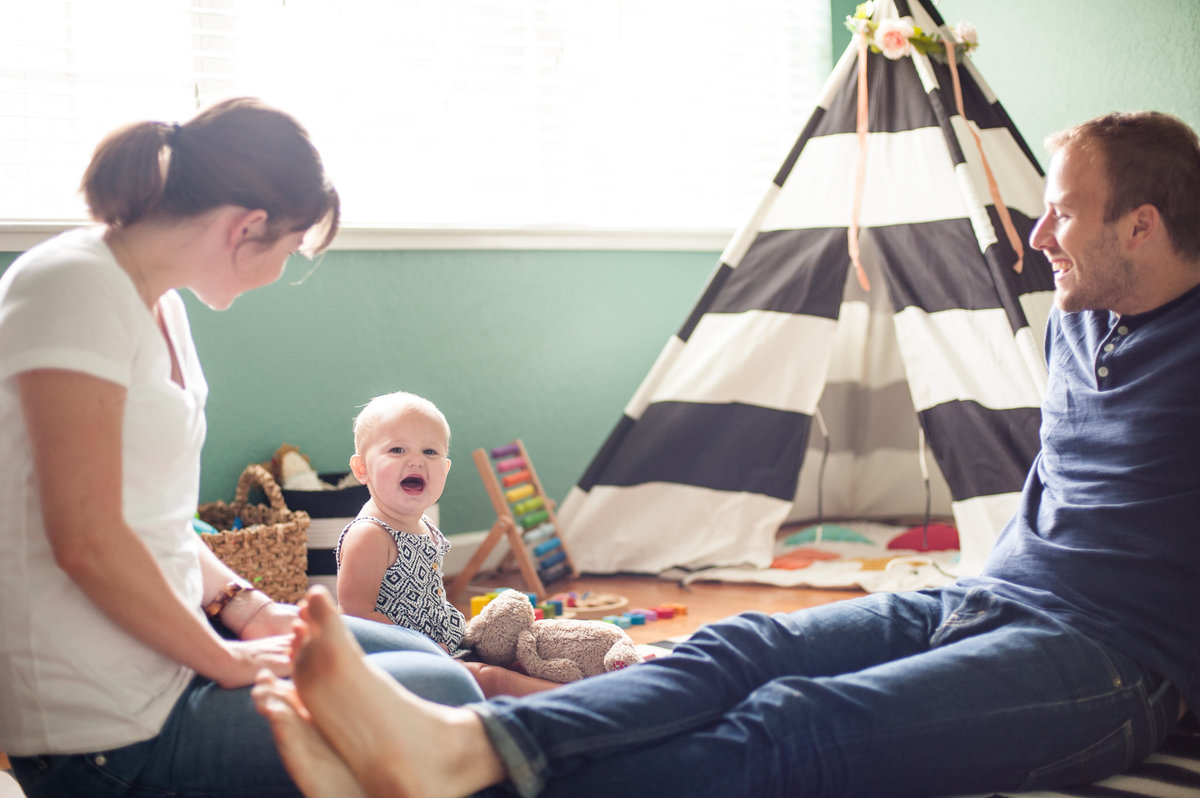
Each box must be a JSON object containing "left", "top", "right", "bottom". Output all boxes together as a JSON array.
[{"left": 1, "top": 0, "right": 831, "bottom": 235}]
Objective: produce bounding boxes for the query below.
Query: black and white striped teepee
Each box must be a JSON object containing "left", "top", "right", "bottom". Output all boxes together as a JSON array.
[{"left": 559, "top": 0, "right": 1055, "bottom": 578}]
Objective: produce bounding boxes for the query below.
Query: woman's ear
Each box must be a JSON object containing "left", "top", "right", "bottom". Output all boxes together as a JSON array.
[{"left": 227, "top": 208, "right": 270, "bottom": 248}]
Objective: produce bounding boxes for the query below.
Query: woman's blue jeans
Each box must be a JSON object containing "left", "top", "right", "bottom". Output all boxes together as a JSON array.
[
  {"left": 10, "top": 616, "right": 484, "bottom": 798},
  {"left": 475, "top": 586, "right": 1180, "bottom": 798}
]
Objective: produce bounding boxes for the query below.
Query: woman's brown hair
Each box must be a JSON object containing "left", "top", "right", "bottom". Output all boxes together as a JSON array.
[{"left": 80, "top": 97, "right": 339, "bottom": 254}]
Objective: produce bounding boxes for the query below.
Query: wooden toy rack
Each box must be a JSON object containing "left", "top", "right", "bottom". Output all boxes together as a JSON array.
[{"left": 448, "top": 439, "right": 577, "bottom": 603}]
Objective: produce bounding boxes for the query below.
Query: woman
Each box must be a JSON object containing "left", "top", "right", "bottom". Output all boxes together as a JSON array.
[{"left": 0, "top": 98, "right": 482, "bottom": 798}]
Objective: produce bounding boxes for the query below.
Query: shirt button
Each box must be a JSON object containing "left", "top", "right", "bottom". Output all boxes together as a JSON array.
[
  {"left": 1104, "top": 343, "right": 1115, "bottom": 352},
  {"left": 95, "top": 754, "right": 107, "bottom": 766},
  {"left": 1117, "top": 325, "right": 1129, "bottom": 335},
  {"left": 1098, "top": 366, "right": 1110, "bottom": 378}
]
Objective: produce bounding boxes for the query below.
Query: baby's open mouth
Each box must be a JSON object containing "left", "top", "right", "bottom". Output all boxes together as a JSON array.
[{"left": 401, "top": 475, "right": 426, "bottom": 493}]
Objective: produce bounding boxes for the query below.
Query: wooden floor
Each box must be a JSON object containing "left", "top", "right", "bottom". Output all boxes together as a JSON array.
[{"left": 454, "top": 571, "right": 865, "bottom": 645}]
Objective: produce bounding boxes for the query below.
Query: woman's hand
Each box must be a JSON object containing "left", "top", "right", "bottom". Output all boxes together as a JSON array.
[{"left": 212, "top": 634, "right": 294, "bottom": 688}]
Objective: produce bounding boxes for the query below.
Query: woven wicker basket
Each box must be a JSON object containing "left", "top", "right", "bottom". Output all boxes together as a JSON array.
[{"left": 197, "top": 464, "right": 310, "bottom": 603}]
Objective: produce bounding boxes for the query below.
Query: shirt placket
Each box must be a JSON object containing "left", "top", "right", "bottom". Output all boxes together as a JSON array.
[{"left": 1094, "top": 319, "right": 1130, "bottom": 388}]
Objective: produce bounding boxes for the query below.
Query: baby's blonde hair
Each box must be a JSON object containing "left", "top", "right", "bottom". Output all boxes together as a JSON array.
[{"left": 352, "top": 391, "right": 450, "bottom": 455}]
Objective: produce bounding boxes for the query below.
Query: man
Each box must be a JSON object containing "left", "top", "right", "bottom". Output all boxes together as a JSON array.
[{"left": 252, "top": 111, "right": 1200, "bottom": 798}]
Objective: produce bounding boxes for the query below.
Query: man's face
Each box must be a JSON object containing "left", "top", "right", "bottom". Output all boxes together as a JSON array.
[{"left": 1030, "top": 147, "right": 1137, "bottom": 314}]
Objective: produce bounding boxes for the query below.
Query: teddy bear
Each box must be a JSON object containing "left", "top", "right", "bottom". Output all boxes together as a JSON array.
[{"left": 461, "top": 589, "right": 643, "bottom": 683}]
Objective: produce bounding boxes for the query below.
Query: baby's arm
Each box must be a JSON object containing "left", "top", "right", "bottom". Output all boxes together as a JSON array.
[{"left": 336, "top": 520, "right": 399, "bottom": 625}]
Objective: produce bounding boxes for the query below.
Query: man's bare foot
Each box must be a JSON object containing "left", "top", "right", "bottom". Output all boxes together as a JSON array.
[
  {"left": 291, "top": 586, "right": 507, "bottom": 798},
  {"left": 252, "top": 670, "right": 367, "bottom": 798},
  {"left": 461, "top": 661, "right": 562, "bottom": 697}
]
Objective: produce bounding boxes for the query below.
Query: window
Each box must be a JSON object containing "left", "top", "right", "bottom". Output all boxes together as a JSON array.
[{"left": 1, "top": 0, "right": 831, "bottom": 243}]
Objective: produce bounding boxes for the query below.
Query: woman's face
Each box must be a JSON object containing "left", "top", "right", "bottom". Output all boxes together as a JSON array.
[
  {"left": 237, "top": 231, "right": 307, "bottom": 293},
  {"left": 197, "top": 229, "right": 306, "bottom": 311}
]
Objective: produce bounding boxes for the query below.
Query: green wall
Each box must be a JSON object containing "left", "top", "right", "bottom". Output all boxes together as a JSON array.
[
  {"left": 4, "top": 0, "right": 1198, "bottom": 536},
  {"left": 186, "top": 248, "right": 716, "bottom": 534},
  {"left": 832, "top": 0, "right": 1200, "bottom": 162},
  {"left": 936, "top": 0, "right": 1200, "bottom": 159},
  {"left": 0, "top": 246, "right": 715, "bottom": 535}
]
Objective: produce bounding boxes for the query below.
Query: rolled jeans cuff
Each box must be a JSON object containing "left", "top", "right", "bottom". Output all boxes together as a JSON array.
[{"left": 469, "top": 700, "right": 546, "bottom": 798}]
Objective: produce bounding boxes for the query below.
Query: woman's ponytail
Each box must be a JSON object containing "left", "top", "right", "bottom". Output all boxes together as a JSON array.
[{"left": 80, "top": 121, "right": 174, "bottom": 228}]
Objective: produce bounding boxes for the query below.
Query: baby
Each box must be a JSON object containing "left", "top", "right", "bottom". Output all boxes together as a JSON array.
[{"left": 336, "top": 391, "right": 465, "bottom": 653}]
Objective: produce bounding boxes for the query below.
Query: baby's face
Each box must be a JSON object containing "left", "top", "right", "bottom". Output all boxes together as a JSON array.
[{"left": 358, "top": 409, "right": 451, "bottom": 520}]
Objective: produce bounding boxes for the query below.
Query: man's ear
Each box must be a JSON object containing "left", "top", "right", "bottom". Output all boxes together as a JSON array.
[{"left": 1126, "top": 204, "right": 1160, "bottom": 251}]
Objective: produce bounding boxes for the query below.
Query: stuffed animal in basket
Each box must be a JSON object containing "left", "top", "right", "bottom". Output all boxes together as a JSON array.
[
  {"left": 462, "top": 589, "right": 643, "bottom": 683},
  {"left": 261, "top": 443, "right": 324, "bottom": 490}
]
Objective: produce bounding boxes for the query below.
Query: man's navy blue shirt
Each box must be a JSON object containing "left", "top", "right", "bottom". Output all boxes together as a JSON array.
[{"left": 968, "top": 283, "right": 1200, "bottom": 713}]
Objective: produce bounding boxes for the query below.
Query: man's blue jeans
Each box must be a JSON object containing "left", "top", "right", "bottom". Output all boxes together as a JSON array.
[
  {"left": 475, "top": 586, "right": 1180, "bottom": 798},
  {"left": 11, "top": 616, "right": 484, "bottom": 798}
]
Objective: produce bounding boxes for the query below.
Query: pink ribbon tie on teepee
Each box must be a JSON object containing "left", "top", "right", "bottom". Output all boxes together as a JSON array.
[
  {"left": 848, "top": 33, "right": 872, "bottom": 292},
  {"left": 944, "top": 41, "right": 1025, "bottom": 274}
]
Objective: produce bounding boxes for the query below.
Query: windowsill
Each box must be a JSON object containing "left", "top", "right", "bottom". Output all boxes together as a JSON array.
[{"left": 0, "top": 222, "right": 731, "bottom": 253}]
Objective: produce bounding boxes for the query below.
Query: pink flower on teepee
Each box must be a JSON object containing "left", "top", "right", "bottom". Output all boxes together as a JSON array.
[{"left": 874, "top": 17, "right": 915, "bottom": 59}]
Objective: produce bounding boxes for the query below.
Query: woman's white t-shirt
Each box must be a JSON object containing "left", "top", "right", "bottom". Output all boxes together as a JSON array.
[{"left": 0, "top": 227, "right": 209, "bottom": 755}]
